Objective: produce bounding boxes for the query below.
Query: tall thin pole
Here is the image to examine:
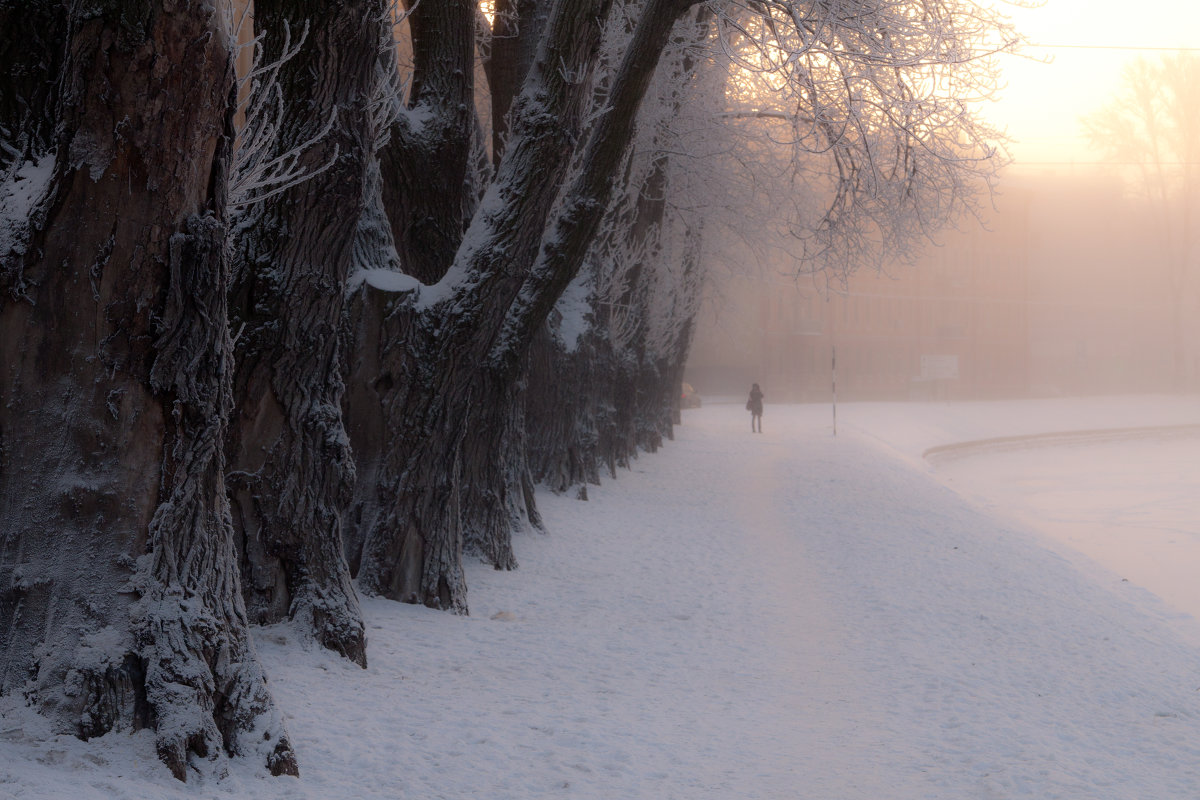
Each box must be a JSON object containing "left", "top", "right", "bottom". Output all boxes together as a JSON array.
[
  {"left": 832, "top": 343, "right": 837, "bottom": 437},
  {"left": 828, "top": 291, "right": 837, "bottom": 438}
]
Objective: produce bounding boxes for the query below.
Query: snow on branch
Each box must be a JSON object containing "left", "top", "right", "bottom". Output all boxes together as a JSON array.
[
  {"left": 369, "top": 0, "right": 417, "bottom": 153},
  {"left": 228, "top": 19, "right": 340, "bottom": 211}
]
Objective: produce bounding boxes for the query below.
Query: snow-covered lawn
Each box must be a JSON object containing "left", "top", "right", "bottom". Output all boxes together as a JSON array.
[
  {"left": 840, "top": 395, "right": 1200, "bottom": 625},
  {"left": 3, "top": 395, "right": 1200, "bottom": 798}
]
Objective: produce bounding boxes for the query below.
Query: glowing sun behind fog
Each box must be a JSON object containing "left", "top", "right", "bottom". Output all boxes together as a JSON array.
[{"left": 986, "top": 0, "right": 1200, "bottom": 165}]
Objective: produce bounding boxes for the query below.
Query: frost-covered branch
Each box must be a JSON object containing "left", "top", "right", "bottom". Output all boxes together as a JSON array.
[
  {"left": 229, "top": 20, "right": 341, "bottom": 211},
  {"left": 594, "top": 217, "right": 662, "bottom": 352},
  {"left": 679, "top": 0, "right": 1019, "bottom": 279}
]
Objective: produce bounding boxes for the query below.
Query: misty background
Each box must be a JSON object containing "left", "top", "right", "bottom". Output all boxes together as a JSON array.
[
  {"left": 687, "top": 1, "right": 1200, "bottom": 403},
  {"left": 687, "top": 163, "right": 1200, "bottom": 401}
]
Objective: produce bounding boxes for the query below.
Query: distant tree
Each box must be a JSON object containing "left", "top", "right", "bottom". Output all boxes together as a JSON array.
[{"left": 1084, "top": 54, "right": 1200, "bottom": 390}]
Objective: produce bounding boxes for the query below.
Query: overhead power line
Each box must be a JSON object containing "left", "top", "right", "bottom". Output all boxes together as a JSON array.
[
  {"left": 1029, "top": 43, "right": 1200, "bottom": 52},
  {"left": 1015, "top": 161, "right": 1200, "bottom": 166}
]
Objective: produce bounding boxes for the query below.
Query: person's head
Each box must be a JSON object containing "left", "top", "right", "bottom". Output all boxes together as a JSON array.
[{"left": 752, "top": 383, "right": 760, "bottom": 391}]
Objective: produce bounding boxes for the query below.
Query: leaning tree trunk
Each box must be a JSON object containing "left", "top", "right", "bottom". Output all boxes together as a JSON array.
[
  {"left": 225, "top": 0, "right": 386, "bottom": 668},
  {"left": 349, "top": 0, "right": 622, "bottom": 610},
  {"left": 0, "top": 2, "right": 296, "bottom": 780},
  {"left": 350, "top": 0, "right": 695, "bottom": 611},
  {"left": 455, "top": 0, "right": 558, "bottom": 569}
]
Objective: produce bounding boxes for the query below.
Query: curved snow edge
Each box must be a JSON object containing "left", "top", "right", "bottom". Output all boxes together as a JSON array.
[{"left": 923, "top": 423, "right": 1200, "bottom": 464}]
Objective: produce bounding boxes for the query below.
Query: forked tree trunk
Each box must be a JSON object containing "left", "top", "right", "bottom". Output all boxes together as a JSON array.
[
  {"left": 343, "top": 1, "right": 485, "bottom": 585},
  {"left": 226, "top": 0, "right": 386, "bottom": 668},
  {"left": 350, "top": 0, "right": 694, "bottom": 611},
  {"left": 0, "top": 2, "right": 296, "bottom": 780},
  {"left": 378, "top": 0, "right": 477, "bottom": 284},
  {"left": 456, "top": 1, "right": 556, "bottom": 565},
  {"left": 349, "top": 0, "right": 622, "bottom": 610}
]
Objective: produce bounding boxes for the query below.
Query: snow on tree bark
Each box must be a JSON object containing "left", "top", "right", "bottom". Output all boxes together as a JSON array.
[
  {"left": 484, "top": 0, "right": 550, "bottom": 168},
  {"left": 487, "top": 0, "right": 699, "bottom": 377},
  {"left": 378, "top": 0, "right": 478, "bottom": 285},
  {"left": 487, "top": 2, "right": 703, "bottom": 489},
  {"left": 0, "top": 2, "right": 66, "bottom": 173},
  {"left": 357, "top": 1, "right": 534, "bottom": 572},
  {"left": 225, "top": 0, "right": 386, "bottom": 669},
  {"left": 348, "top": 0, "right": 627, "bottom": 611},
  {"left": 0, "top": 2, "right": 296, "bottom": 780},
  {"left": 528, "top": 7, "right": 713, "bottom": 487}
]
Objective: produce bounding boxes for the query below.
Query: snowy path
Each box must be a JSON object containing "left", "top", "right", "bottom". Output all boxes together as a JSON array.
[{"left": 4, "top": 400, "right": 1200, "bottom": 798}]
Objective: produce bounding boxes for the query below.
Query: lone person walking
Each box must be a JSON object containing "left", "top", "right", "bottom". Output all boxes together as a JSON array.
[{"left": 746, "top": 383, "right": 764, "bottom": 433}]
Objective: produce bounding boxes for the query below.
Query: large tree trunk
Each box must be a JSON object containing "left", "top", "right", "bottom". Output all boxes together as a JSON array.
[
  {"left": 378, "top": 0, "right": 477, "bottom": 284},
  {"left": 458, "top": 366, "right": 538, "bottom": 569},
  {"left": 349, "top": 0, "right": 624, "bottom": 610},
  {"left": 456, "top": 3, "right": 557, "bottom": 560},
  {"left": 0, "top": 2, "right": 296, "bottom": 780},
  {"left": 349, "top": 0, "right": 695, "bottom": 611},
  {"left": 226, "top": 0, "right": 385, "bottom": 668},
  {"left": 526, "top": 329, "right": 604, "bottom": 492}
]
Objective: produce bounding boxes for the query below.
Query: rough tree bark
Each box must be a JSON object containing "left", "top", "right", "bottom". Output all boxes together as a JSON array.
[
  {"left": 0, "top": 1, "right": 296, "bottom": 780},
  {"left": 485, "top": 0, "right": 550, "bottom": 167},
  {"left": 526, "top": 330, "right": 605, "bottom": 491},
  {"left": 527, "top": 9, "right": 713, "bottom": 486},
  {"left": 349, "top": 0, "right": 697, "bottom": 611},
  {"left": 348, "top": 0, "right": 624, "bottom": 610},
  {"left": 343, "top": 0, "right": 491, "bottom": 578},
  {"left": 226, "top": 0, "right": 386, "bottom": 668},
  {"left": 457, "top": 0, "right": 555, "bottom": 567},
  {"left": 346, "top": 1, "right": 555, "bottom": 580},
  {"left": 378, "top": 0, "right": 478, "bottom": 284}
]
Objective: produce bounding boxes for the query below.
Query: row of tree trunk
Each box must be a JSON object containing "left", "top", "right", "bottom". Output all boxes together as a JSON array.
[
  {"left": 1, "top": 0, "right": 706, "bottom": 780},
  {"left": 2, "top": 0, "right": 1006, "bottom": 780}
]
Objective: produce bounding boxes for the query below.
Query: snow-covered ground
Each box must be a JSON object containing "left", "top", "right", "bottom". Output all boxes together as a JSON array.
[
  {"left": 839, "top": 395, "right": 1200, "bottom": 627},
  {"left": 3, "top": 395, "right": 1200, "bottom": 799}
]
